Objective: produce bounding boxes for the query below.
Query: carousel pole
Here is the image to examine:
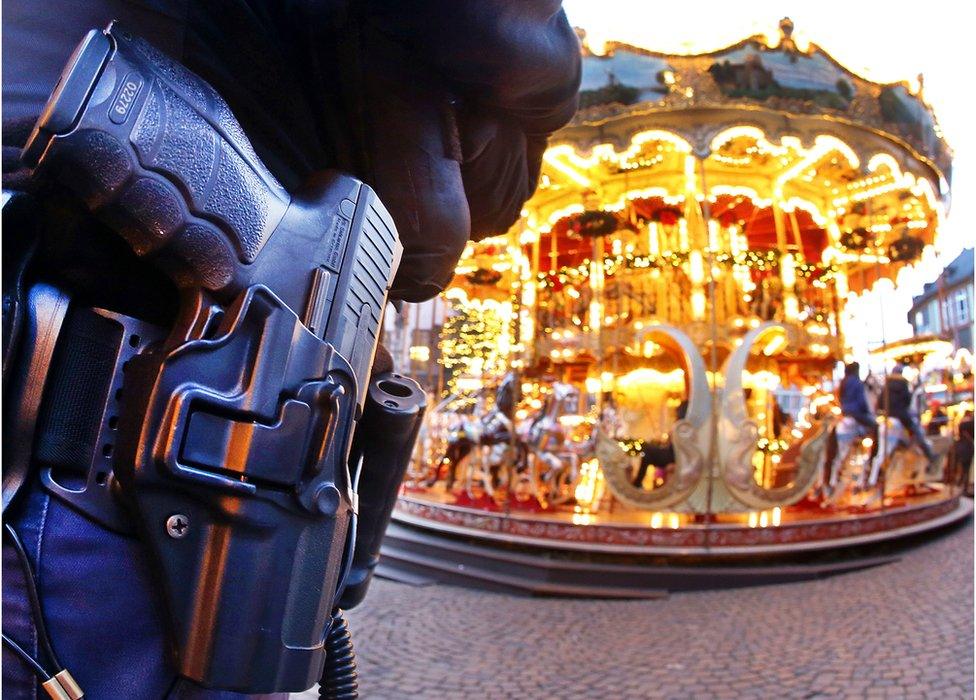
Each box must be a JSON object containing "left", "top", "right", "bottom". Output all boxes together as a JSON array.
[
  {"left": 531, "top": 224, "right": 542, "bottom": 356},
  {"left": 778, "top": 212, "right": 799, "bottom": 322},
  {"left": 515, "top": 215, "right": 541, "bottom": 509},
  {"left": 436, "top": 303, "right": 446, "bottom": 399},
  {"left": 878, "top": 291, "right": 889, "bottom": 512},
  {"left": 548, "top": 216, "right": 566, "bottom": 334},
  {"left": 788, "top": 209, "right": 805, "bottom": 258},
  {"left": 503, "top": 221, "right": 529, "bottom": 515},
  {"left": 548, "top": 216, "right": 558, "bottom": 273},
  {"left": 588, "top": 198, "right": 606, "bottom": 412},
  {"left": 697, "top": 153, "right": 721, "bottom": 528},
  {"left": 832, "top": 263, "right": 849, "bottom": 356},
  {"left": 772, "top": 198, "right": 789, "bottom": 252},
  {"left": 596, "top": 235, "right": 605, "bottom": 414}
]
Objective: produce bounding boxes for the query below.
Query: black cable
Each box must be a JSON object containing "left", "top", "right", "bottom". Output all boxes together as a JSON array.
[
  {"left": 318, "top": 610, "right": 358, "bottom": 700},
  {"left": 3, "top": 523, "right": 62, "bottom": 672},
  {"left": 2, "top": 633, "right": 50, "bottom": 681}
]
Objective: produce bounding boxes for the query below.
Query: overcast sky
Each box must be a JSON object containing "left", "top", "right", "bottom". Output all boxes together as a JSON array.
[{"left": 562, "top": 0, "right": 973, "bottom": 349}]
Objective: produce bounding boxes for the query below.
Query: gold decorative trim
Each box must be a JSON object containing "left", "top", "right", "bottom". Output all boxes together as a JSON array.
[{"left": 600, "top": 325, "right": 711, "bottom": 510}]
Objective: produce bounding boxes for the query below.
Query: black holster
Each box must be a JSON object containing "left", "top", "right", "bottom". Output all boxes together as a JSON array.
[{"left": 5, "top": 23, "right": 423, "bottom": 694}]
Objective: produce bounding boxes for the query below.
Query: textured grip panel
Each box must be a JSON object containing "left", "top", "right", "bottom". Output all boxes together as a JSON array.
[
  {"left": 129, "top": 78, "right": 277, "bottom": 265},
  {"left": 129, "top": 36, "right": 277, "bottom": 190},
  {"left": 50, "top": 126, "right": 239, "bottom": 292},
  {"left": 32, "top": 29, "right": 290, "bottom": 296},
  {"left": 138, "top": 83, "right": 216, "bottom": 202},
  {"left": 123, "top": 31, "right": 288, "bottom": 262}
]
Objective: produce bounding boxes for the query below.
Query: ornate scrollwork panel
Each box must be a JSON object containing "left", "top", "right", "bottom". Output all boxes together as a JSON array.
[
  {"left": 600, "top": 325, "right": 711, "bottom": 510},
  {"left": 718, "top": 322, "right": 822, "bottom": 510}
]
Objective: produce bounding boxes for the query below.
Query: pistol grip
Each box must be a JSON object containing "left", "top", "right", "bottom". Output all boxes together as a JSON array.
[{"left": 24, "top": 26, "right": 290, "bottom": 298}]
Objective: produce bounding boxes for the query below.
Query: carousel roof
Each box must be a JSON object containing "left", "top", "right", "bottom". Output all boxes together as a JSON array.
[
  {"left": 451, "top": 19, "right": 953, "bottom": 305},
  {"left": 468, "top": 19, "right": 953, "bottom": 297},
  {"left": 569, "top": 18, "right": 951, "bottom": 189}
]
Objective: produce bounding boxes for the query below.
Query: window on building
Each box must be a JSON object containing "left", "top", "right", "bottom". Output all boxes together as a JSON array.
[
  {"left": 915, "top": 311, "right": 924, "bottom": 329},
  {"left": 955, "top": 289, "right": 970, "bottom": 325}
]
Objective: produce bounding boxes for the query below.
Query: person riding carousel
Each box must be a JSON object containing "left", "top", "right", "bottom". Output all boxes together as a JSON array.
[
  {"left": 839, "top": 362, "right": 878, "bottom": 461},
  {"left": 880, "top": 363, "right": 937, "bottom": 464}
]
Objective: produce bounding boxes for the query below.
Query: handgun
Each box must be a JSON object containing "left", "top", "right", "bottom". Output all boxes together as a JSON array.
[{"left": 23, "top": 24, "right": 401, "bottom": 693}]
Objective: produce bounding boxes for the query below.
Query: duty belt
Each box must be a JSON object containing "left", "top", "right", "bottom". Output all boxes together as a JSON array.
[{"left": 6, "top": 282, "right": 164, "bottom": 533}]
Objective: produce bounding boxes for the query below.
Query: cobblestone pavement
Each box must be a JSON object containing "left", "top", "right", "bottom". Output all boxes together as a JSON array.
[{"left": 297, "top": 519, "right": 973, "bottom": 699}]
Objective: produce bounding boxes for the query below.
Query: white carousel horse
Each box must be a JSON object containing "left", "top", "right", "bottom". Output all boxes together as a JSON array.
[
  {"left": 409, "top": 392, "right": 472, "bottom": 485},
  {"left": 826, "top": 416, "right": 870, "bottom": 496},
  {"left": 826, "top": 415, "right": 901, "bottom": 497},
  {"left": 826, "top": 413, "right": 945, "bottom": 504},
  {"left": 459, "top": 372, "right": 523, "bottom": 496},
  {"left": 523, "top": 382, "right": 588, "bottom": 505},
  {"left": 428, "top": 373, "right": 522, "bottom": 494}
]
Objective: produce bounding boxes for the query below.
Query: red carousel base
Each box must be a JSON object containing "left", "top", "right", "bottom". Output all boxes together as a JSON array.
[
  {"left": 380, "top": 491, "right": 972, "bottom": 595},
  {"left": 394, "top": 490, "right": 968, "bottom": 554}
]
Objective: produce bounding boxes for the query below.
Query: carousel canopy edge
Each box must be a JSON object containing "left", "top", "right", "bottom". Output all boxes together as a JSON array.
[{"left": 569, "top": 18, "right": 951, "bottom": 188}]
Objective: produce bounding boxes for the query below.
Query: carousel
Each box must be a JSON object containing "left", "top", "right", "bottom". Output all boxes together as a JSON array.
[{"left": 385, "top": 20, "right": 971, "bottom": 589}]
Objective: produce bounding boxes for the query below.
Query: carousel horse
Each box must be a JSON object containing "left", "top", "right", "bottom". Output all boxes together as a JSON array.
[
  {"left": 632, "top": 438, "right": 674, "bottom": 489},
  {"left": 825, "top": 413, "right": 945, "bottom": 504},
  {"left": 630, "top": 400, "right": 689, "bottom": 489},
  {"left": 823, "top": 415, "right": 883, "bottom": 501},
  {"left": 873, "top": 419, "right": 950, "bottom": 493},
  {"left": 823, "top": 375, "right": 888, "bottom": 501},
  {"left": 436, "top": 372, "right": 523, "bottom": 492},
  {"left": 416, "top": 394, "right": 480, "bottom": 488},
  {"left": 523, "top": 382, "right": 588, "bottom": 505}
]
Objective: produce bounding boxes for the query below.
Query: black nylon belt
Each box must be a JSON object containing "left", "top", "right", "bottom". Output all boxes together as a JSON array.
[{"left": 3, "top": 283, "right": 70, "bottom": 515}]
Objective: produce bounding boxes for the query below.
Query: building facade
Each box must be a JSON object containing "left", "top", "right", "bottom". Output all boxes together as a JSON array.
[{"left": 909, "top": 248, "right": 974, "bottom": 350}]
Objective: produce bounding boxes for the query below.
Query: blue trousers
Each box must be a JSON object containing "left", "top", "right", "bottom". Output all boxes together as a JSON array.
[{"left": 2, "top": 479, "right": 288, "bottom": 699}]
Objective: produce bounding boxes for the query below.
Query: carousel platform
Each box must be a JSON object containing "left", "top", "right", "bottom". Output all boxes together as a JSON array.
[{"left": 379, "top": 494, "right": 972, "bottom": 596}]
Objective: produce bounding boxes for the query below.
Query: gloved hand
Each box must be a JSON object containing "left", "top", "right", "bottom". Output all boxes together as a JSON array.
[{"left": 353, "top": 0, "right": 582, "bottom": 301}]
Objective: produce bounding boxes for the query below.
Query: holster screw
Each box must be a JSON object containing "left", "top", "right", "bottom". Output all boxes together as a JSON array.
[
  {"left": 314, "top": 483, "right": 342, "bottom": 516},
  {"left": 166, "top": 514, "right": 189, "bottom": 539}
]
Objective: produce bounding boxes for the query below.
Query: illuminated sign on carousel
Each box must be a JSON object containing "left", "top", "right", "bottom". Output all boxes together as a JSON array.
[{"left": 392, "top": 18, "right": 970, "bottom": 555}]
